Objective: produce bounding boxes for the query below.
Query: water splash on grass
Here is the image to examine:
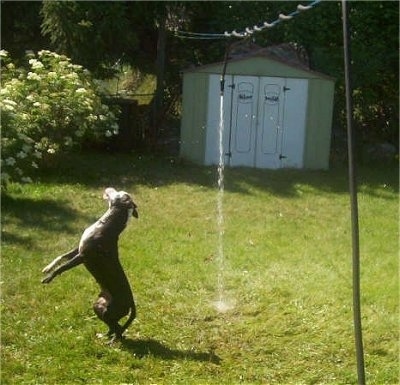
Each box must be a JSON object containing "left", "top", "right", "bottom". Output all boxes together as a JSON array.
[{"left": 213, "top": 298, "right": 236, "bottom": 313}]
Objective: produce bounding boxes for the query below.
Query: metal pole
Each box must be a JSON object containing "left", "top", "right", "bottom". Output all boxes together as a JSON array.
[{"left": 341, "top": 1, "right": 366, "bottom": 384}]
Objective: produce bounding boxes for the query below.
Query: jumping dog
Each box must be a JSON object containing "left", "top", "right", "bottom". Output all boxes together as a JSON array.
[{"left": 42, "top": 187, "right": 138, "bottom": 340}]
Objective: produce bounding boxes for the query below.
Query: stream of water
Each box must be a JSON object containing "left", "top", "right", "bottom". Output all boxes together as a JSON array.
[{"left": 213, "top": 93, "right": 235, "bottom": 313}]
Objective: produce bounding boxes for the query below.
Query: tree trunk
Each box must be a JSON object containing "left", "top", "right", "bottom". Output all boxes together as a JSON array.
[{"left": 152, "top": 11, "right": 167, "bottom": 146}]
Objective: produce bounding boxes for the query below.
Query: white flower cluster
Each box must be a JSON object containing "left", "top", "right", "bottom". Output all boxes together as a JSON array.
[
  {"left": 27, "top": 72, "right": 41, "bottom": 81},
  {"left": 1, "top": 49, "right": 120, "bottom": 187},
  {"left": 1, "top": 98, "right": 17, "bottom": 111},
  {"left": 28, "top": 58, "right": 44, "bottom": 70}
]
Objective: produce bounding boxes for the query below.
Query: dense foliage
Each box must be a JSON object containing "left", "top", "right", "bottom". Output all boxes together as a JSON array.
[
  {"left": 0, "top": 50, "right": 119, "bottom": 187},
  {"left": 40, "top": 1, "right": 139, "bottom": 78},
  {"left": 1, "top": 1, "right": 398, "bottom": 150}
]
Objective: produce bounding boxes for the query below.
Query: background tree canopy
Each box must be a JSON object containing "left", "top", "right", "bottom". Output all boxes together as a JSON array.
[{"left": 1, "top": 0, "right": 398, "bottom": 154}]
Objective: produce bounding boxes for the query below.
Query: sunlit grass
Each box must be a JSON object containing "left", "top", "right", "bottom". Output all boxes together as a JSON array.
[
  {"left": 1, "top": 153, "right": 398, "bottom": 384},
  {"left": 101, "top": 64, "right": 156, "bottom": 105}
]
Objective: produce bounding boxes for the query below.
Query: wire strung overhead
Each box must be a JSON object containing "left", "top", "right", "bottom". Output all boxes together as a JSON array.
[{"left": 175, "top": 0, "right": 322, "bottom": 40}]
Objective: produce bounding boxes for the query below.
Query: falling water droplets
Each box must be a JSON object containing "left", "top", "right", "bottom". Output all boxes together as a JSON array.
[{"left": 213, "top": 93, "right": 234, "bottom": 313}]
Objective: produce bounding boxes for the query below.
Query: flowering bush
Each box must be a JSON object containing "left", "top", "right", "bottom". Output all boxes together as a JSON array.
[{"left": 0, "top": 49, "right": 119, "bottom": 187}]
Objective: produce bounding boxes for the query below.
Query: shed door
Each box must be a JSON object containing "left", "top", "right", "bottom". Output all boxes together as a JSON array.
[
  {"left": 229, "top": 76, "right": 259, "bottom": 167},
  {"left": 280, "top": 78, "right": 308, "bottom": 168},
  {"left": 255, "top": 77, "right": 286, "bottom": 168},
  {"left": 255, "top": 77, "right": 308, "bottom": 168}
]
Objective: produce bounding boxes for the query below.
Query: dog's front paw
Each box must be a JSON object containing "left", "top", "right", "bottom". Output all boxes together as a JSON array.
[{"left": 41, "top": 275, "right": 54, "bottom": 284}]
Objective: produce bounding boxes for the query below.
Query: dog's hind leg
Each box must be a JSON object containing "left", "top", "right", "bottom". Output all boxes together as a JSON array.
[
  {"left": 93, "top": 290, "right": 122, "bottom": 338},
  {"left": 94, "top": 294, "right": 128, "bottom": 340},
  {"left": 42, "top": 248, "right": 79, "bottom": 274},
  {"left": 106, "top": 303, "right": 134, "bottom": 340},
  {"left": 93, "top": 290, "right": 112, "bottom": 320}
]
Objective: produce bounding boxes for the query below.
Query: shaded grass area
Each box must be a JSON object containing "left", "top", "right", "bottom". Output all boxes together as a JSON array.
[{"left": 1, "top": 153, "right": 398, "bottom": 384}]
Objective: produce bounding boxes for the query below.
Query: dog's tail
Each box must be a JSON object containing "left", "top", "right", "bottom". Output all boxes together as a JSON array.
[{"left": 121, "top": 301, "right": 136, "bottom": 335}]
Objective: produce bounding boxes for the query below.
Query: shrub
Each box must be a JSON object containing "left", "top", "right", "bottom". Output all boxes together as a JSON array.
[{"left": 0, "top": 49, "right": 119, "bottom": 187}]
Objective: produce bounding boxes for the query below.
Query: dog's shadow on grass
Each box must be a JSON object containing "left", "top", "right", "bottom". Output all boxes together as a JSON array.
[{"left": 121, "top": 338, "right": 221, "bottom": 364}]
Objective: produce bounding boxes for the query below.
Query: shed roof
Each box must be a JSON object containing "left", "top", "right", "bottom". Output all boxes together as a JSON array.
[{"left": 183, "top": 44, "right": 334, "bottom": 81}]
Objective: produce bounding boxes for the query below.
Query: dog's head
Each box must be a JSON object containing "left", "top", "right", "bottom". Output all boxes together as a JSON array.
[{"left": 103, "top": 187, "right": 138, "bottom": 218}]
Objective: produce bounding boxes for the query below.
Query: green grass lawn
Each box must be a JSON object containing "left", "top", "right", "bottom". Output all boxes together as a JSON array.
[{"left": 1, "top": 153, "right": 398, "bottom": 385}]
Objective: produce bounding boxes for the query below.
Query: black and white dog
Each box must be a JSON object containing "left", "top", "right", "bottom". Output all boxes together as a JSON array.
[{"left": 42, "top": 187, "right": 138, "bottom": 340}]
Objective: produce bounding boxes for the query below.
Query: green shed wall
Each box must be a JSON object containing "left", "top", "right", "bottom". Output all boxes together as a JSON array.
[
  {"left": 304, "top": 79, "right": 335, "bottom": 169},
  {"left": 180, "top": 73, "right": 209, "bottom": 164}
]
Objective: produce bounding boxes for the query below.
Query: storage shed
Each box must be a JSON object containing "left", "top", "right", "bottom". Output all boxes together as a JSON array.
[{"left": 180, "top": 45, "right": 335, "bottom": 169}]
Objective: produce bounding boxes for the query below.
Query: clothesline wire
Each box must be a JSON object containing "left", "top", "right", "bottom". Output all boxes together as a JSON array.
[{"left": 175, "top": 0, "right": 322, "bottom": 40}]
